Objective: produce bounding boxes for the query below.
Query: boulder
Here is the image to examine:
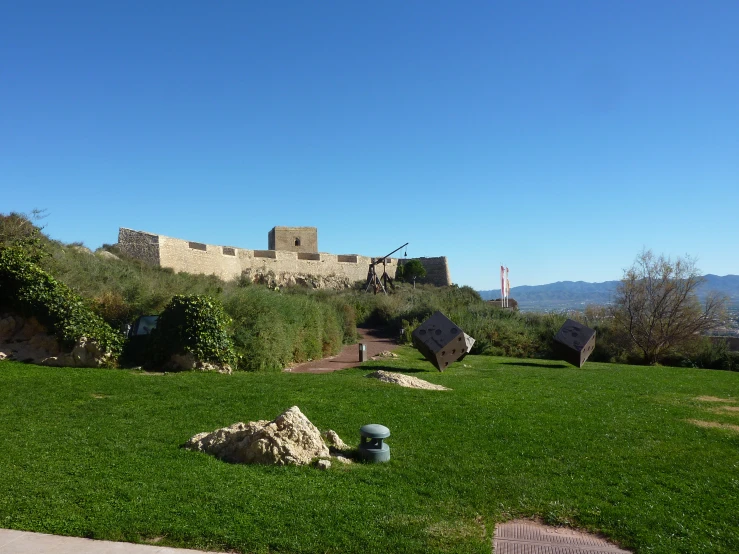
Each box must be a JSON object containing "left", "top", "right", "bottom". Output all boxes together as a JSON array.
[
  {"left": 10, "top": 316, "right": 46, "bottom": 342},
  {"left": 95, "top": 250, "right": 120, "bottom": 261},
  {"left": 323, "top": 429, "right": 350, "bottom": 451},
  {"left": 0, "top": 315, "right": 19, "bottom": 341},
  {"left": 0, "top": 313, "right": 112, "bottom": 368},
  {"left": 183, "top": 406, "right": 331, "bottom": 466},
  {"left": 315, "top": 459, "right": 331, "bottom": 470},
  {"left": 367, "top": 369, "right": 450, "bottom": 391},
  {"left": 166, "top": 352, "right": 233, "bottom": 374},
  {"left": 69, "top": 245, "right": 93, "bottom": 255}
]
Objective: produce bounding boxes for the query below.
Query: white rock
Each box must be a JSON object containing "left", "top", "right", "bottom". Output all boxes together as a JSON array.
[
  {"left": 323, "top": 429, "right": 350, "bottom": 451},
  {"left": 184, "top": 406, "right": 330, "bottom": 466},
  {"left": 315, "top": 459, "right": 331, "bottom": 470},
  {"left": 366, "top": 370, "right": 450, "bottom": 391},
  {"left": 167, "top": 352, "right": 232, "bottom": 374},
  {"left": 373, "top": 350, "right": 399, "bottom": 359}
]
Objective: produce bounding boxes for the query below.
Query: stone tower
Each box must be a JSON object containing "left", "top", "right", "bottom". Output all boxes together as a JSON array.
[{"left": 268, "top": 226, "right": 318, "bottom": 253}]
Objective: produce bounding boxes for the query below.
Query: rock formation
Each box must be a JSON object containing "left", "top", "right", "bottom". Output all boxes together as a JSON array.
[
  {"left": 0, "top": 313, "right": 114, "bottom": 367},
  {"left": 183, "top": 406, "right": 354, "bottom": 467},
  {"left": 366, "top": 369, "right": 450, "bottom": 391},
  {"left": 166, "top": 352, "right": 232, "bottom": 374}
]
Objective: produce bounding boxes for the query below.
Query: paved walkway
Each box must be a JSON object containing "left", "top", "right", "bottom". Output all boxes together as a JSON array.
[
  {"left": 0, "top": 529, "right": 212, "bottom": 553},
  {"left": 284, "top": 327, "right": 400, "bottom": 373},
  {"left": 2, "top": 521, "right": 634, "bottom": 554}
]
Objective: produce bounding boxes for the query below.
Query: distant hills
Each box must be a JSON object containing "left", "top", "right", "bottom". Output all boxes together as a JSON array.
[{"left": 478, "top": 274, "right": 739, "bottom": 312}]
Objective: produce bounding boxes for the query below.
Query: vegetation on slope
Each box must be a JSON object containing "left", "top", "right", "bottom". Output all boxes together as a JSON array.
[{"left": 2, "top": 212, "right": 736, "bottom": 371}]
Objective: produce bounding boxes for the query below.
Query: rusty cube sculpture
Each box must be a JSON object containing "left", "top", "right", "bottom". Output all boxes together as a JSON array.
[
  {"left": 553, "top": 319, "right": 596, "bottom": 368},
  {"left": 412, "top": 311, "right": 475, "bottom": 371}
]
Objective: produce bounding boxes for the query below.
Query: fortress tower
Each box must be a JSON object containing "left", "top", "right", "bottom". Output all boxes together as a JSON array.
[{"left": 268, "top": 226, "right": 318, "bottom": 254}]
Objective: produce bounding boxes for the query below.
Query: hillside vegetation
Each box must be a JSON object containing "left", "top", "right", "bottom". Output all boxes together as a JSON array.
[{"left": 1, "top": 212, "right": 736, "bottom": 371}]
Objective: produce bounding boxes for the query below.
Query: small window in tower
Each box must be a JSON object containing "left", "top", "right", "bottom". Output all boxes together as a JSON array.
[{"left": 295, "top": 237, "right": 301, "bottom": 247}]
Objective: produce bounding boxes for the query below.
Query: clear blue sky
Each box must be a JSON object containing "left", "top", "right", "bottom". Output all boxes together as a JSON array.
[{"left": 2, "top": 1, "right": 738, "bottom": 290}]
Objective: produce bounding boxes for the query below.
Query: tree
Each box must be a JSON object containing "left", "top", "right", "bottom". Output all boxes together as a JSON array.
[
  {"left": 399, "top": 259, "right": 426, "bottom": 288},
  {"left": 613, "top": 249, "right": 727, "bottom": 364}
]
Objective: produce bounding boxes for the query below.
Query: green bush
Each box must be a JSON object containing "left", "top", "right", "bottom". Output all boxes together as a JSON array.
[
  {"left": 223, "top": 287, "right": 348, "bottom": 371},
  {"left": 0, "top": 247, "right": 123, "bottom": 363},
  {"left": 151, "top": 295, "right": 236, "bottom": 368},
  {"left": 0, "top": 211, "right": 51, "bottom": 264},
  {"left": 673, "top": 337, "right": 739, "bottom": 371}
]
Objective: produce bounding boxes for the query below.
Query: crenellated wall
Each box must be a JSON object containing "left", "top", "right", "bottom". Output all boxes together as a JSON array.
[{"left": 117, "top": 228, "right": 452, "bottom": 288}]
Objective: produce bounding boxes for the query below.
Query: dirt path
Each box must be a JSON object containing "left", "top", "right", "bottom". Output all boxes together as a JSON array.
[{"left": 284, "top": 328, "right": 400, "bottom": 373}]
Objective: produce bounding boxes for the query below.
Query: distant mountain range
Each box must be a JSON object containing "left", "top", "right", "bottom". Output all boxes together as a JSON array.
[{"left": 478, "top": 274, "right": 739, "bottom": 312}]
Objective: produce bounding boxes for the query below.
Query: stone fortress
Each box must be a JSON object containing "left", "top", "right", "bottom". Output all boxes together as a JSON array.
[{"left": 118, "top": 226, "right": 452, "bottom": 289}]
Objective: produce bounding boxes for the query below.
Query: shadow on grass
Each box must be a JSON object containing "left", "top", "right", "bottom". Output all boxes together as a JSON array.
[
  {"left": 360, "top": 365, "right": 437, "bottom": 374},
  {"left": 500, "top": 361, "right": 569, "bottom": 369}
]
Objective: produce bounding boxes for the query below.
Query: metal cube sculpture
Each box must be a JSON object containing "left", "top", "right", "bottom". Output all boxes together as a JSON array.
[
  {"left": 553, "top": 319, "right": 596, "bottom": 368},
  {"left": 412, "top": 311, "right": 475, "bottom": 371}
]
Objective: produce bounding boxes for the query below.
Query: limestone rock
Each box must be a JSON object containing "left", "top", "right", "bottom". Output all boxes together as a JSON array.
[
  {"left": 241, "top": 268, "right": 353, "bottom": 290},
  {"left": 0, "top": 315, "right": 19, "bottom": 341},
  {"left": 323, "top": 429, "right": 350, "bottom": 451},
  {"left": 42, "top": 337, "right": 113, "bottom": 368},
  {"left": 166, "top": 352, "right": 233, "bottom": 374},
  {"left": 366, "top": 369, "right": 450, "bottom": 391},
  {"left": 372, "top": 350, "right": 399, "bottom": 359},
  {"left": 315, "top": 459, "right": 331, "bottom": 470},
  {"left": 28, "top": 333, "right": 61, "bottom": 355},
  {"left": 184, "top": 406, "right": 330, "bottom": 466},
  {"left": 95, "top": 250, "right": 120, "bottom": 261},
  {"left": 0, "top": 313, "right": 113, "bottom": 368},
  {"left": 10, "top": 317, "right": 46, "bottom": 342},
  {"left": 69, "top": 245, "right": 93, "bottom": 255}
]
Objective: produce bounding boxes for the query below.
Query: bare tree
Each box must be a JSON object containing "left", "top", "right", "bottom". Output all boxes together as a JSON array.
[{"left": 613, "top": 250, "right": 727, "bottom": 364}]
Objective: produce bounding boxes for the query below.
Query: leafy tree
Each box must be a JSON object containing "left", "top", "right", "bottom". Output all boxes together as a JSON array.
[
  {"left": 613, "top": 249, "right": 727, "bottom": 364},
  {"left": 399, "top": 259, "right": 426, "bottom": 288}
]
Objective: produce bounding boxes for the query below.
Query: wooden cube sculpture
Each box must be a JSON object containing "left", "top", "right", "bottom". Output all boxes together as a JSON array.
[
  {"left": 553, "top": 319, "right": 596, "bottom": 368},
  {"left": 412, "top": 311, "right": 475, "bottom": 371}
]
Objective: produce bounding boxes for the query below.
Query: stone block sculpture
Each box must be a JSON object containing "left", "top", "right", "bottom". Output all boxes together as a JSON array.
[
  {"left": 553, "top": 319, "right": 596, "bottom": 367},
  {"left": 411, "top": 311, "right": 475, "bottom": 371}
]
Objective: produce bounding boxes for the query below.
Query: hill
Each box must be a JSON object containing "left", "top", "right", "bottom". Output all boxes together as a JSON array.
[{"left": 479, "top": 274, "right": 739, "bottom": 312}]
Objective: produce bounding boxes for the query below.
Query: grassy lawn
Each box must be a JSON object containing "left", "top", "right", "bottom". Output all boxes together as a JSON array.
[{"left": 1, "top": 351, "right": 738, "bottom": 553}]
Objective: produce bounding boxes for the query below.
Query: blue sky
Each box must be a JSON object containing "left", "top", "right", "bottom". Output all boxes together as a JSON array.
[{"left": 2, "top": 1, "right": 738, "bottom": 290}]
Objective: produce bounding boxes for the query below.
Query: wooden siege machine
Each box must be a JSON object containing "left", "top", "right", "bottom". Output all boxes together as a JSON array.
[{"left": 365, "top": 242, "right": 408, "bottom": 294}]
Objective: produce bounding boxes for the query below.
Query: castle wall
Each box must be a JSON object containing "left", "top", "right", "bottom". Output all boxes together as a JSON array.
[
  {"left": 117, "top": 228, "right": 160, "bottom": 266},
  {"left": 415, "top": 257, "right": 453, "bottom": 287},
  {"left": 117, "top": 228, "right": 451, "bottom": 288}
]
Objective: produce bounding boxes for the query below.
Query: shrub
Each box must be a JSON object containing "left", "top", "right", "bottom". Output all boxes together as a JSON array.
[
  {"left": 0, "top": 211, "right": 50, "bottom": 264},
  {"left": 150, "top": 295, "right": 236, "bottom": 368},
  {"left": 223, "top": 287, "right": 347, "bottom": 371},
  {"left": 0, "top": 247, "right": 123, "bottom": 362}
]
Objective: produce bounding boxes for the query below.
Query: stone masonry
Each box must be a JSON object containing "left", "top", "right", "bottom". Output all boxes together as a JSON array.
[
  {"left": 268, "top": 226, "right": 318, "bottom": 253},
  {"left": 118, "top": 228, "right": 452, "bottom": 288}
]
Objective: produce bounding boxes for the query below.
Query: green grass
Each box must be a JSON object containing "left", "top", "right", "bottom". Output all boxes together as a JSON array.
[{"left": 1, "top": 353, "right": 738, "bottom": 553}]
